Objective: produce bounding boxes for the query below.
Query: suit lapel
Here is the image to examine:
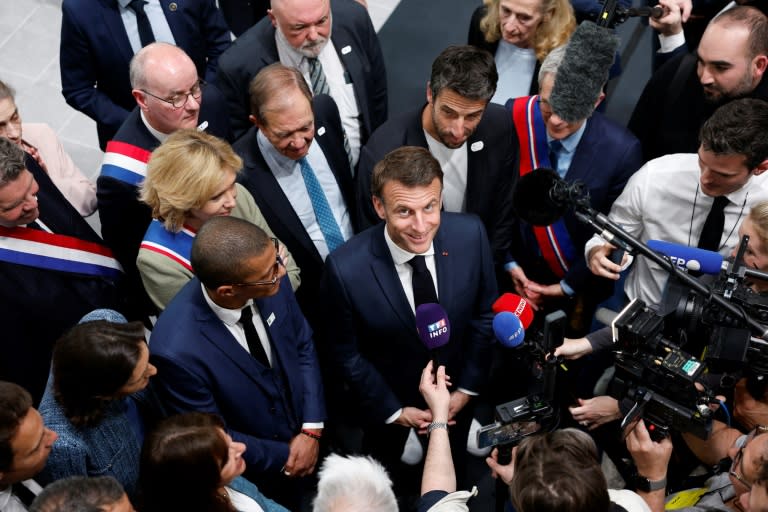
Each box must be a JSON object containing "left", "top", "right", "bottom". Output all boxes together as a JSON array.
[
  {"left": 369, "top": 227, "right": 414, "bottom": 330},
  {"left": 100, "top": 0, "right": 134, "bottom": 63},
  {"left": 331, "top": 30, "right": 367, "bottom": 135},
  {"left": 464, "top": 126, "right": 487, "bottom": 214},
  {"left": 565, "top": 118, "right": 595, "bottom": 182},
  {"left": 432, "top": 226, "right": 453, "bottom": 313}
]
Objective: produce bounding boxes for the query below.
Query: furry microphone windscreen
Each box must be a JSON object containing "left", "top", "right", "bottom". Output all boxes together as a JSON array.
[{"left": 549, "top": 21, "right": 619, "bottom": 123}]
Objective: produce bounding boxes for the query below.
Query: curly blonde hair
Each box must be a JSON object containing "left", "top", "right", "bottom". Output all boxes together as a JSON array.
[
  {"left": 479, "top": 0, "right": 576, "bottom": 61},
  {"left": 140, "top": 129, "right": 242, "bottom": 233},
  {"left": 748, "top": 201, "right": 768, "bottom": 254}
]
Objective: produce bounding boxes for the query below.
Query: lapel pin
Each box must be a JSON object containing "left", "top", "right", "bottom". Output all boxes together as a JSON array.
[
  {"left": 470, "top": 141, "right": 484, "bottom": 152},
  {"left": 341, "top": 45, "right": 352, "bottom": 55},
  {"left": 267, "top": 312, "right": 276, "bottom": 326},
  {"left": 317, "top": 126, "right": 326, "bottom": 136},
  {"left": 169, "top": 2, "right": 178, "bottom": 11},
  {"left": 442, "top": 251, "right": 448, "bottom": 256}
]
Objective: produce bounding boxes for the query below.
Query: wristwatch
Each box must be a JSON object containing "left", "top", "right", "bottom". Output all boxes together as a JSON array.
[
  {"left": 427, "top": 422, "right": 449, "bottom": 434},
  {"left": 632, "top": 474, "right": 667, "bottom": 492}
]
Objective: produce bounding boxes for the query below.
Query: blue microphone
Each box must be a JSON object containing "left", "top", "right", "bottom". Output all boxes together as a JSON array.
[
  {"left": 492, "top": 312, "right": 526, "bottom": 349},
  {"left": 647, "top": 240, "right": 724, "bottom": 275}
]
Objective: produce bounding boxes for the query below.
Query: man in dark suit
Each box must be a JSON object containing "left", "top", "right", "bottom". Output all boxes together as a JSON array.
[
  {"left": 149, "top": 216, "right": 325, "bottom": 510},
  {"left": 0, "top": 139, "right": 123, "bottom": 403},
  {"left": 217, "top": 0, "right": 387, "bottom": 158},
  {"left": 356, "top": 45, "right": 518, "bottom": 269},
  {"left": 320, "top": 146, "right": 497, "bottom": 502},
  {"left": 97, "top": 42, "right": 231, "bottom": 320},
  {"left": 233, "top": 63, "right": 356, "bottom": 325},
  {"left": 60, "top": 0, "right": 231, "bottom": 149},
  {"left": 506, "top": 43, "right": 642, "bottom": 335}
]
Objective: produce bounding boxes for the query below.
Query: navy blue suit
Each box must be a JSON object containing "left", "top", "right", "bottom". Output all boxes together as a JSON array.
[
  {"left": 149, "top": 277, "right": 325, "bottom": 479},
  {"left": 234, "top": 94, "right": 356, "bottom": 325},
  {"left": 216, "top": 0, "right": 387, "bottom": 140},
  {"left": 356, "top": 104, "right": 519, "bottom": 267},
  {"left": 60, "top": 0, "right": 231, "bottom": 148},
  {"left": 319, "top": 213, "right": 496, "bottom": 483},
  {"left": 509, "top": 111, "right": 643, "bottom": 294}
]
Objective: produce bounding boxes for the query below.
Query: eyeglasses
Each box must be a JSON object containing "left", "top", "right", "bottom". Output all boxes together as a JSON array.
[
  {"left": 730, "top": 425, "right": 768, "bottom": 491},
  {"left": 141, "top": 79, "right": 205, "bottom": 109},
  {"left": 232, "top": 238, "right": 284, "bottom": 287}
]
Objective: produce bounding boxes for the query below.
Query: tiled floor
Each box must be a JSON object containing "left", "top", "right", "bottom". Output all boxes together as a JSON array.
[{"left": 0, "top": 0, "right": 400, "bottom": 187}]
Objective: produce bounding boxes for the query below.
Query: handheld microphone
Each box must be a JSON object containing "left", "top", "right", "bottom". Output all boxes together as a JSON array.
[
  {"left": 492, "top": 312, "right": 526, "bottom": 349},
  {"left": 416, "top": 303, "right": 451, "bottom": 372},
  {"left": 492, "top": 293, "right": 535, "bottom": 329},
  {"left": 628, "top": 6, "right": 665, "bottom": 19},
  {"left": 647, "top": 240, "right": 724, "bottom": 275}
]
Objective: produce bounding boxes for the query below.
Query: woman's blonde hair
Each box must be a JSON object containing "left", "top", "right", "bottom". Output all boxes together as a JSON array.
[
  {"left": 140, "top": 129, "right": 242, "bottom": 232},
  {"left": 479, "top": 0, "right": 576, "bottom": 61},
  {"left": 748, "top": 200, "right": 768, "bottom": 254}
]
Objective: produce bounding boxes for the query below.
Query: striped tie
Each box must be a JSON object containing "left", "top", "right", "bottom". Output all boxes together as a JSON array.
[{"left": 307, "top": 58, "right": 354, "bottom": 170}]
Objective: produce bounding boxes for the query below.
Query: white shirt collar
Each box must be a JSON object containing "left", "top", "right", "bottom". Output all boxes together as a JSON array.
[
  {"left": 140, "top": 110, "right": 170, "bottom": 143},
  {"left": 382, "top": 224, "right": 435, "bottom": 266},
  {"left": 200, "top": 282, "right": 252, "bottom": 327}
]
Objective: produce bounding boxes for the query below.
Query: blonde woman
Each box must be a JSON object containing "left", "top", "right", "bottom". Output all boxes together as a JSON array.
[
  {"left": 138, "top": 129, "right": 300, "bottom": 310},
  {"left": 468, "top": 0, "right": 575, "bottom": 104}
]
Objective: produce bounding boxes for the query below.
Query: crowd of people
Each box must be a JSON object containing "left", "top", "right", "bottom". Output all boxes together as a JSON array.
[{"left": 3, "top": 0, "right": 768, "bottom": 511}]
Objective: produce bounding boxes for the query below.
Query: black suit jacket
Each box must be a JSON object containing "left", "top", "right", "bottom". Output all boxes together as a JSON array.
[
  {"left": 217, "top": 0, "right": 387, "bottom": 140},
  {"left": 1, "top": 157, "right": 122, "bottom": 402},
  {"left": 233, "top": 94, "right": 356, "bottom": 323},
  {"left": 356, "top": 103, "right": 519, "bottom": 267}
]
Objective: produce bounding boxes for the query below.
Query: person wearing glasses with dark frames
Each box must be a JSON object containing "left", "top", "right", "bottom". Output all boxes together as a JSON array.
[
  {"left": 97, "top": 42, "right": 232, "bottom": 323},
  {"left": 149, "top": 215, "right": 325, "bottom": 511}
]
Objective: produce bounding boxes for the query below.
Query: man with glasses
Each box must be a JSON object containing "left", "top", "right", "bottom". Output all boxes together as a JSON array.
[
  {"left": 149, "top": 215, "right": 325, "bottom": 511},
  {"left": 97, "top": 42, "right": 231, "bottom": 321}
]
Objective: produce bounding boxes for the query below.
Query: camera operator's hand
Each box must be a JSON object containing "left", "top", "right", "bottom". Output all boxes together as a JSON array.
[
  {"left": 485, "top": 446, "right": 517, "bottom": 486},
  {"left": 554, "top": 337, "right": 593, "bottom": 360},
  {"left": 419, "top": 361, "right": 451, "bottom": 423},
  {"left": 626, "top": 420, "right": 672, "bottom": 512},
  {"left": 569, "top": 396, "right": 621, "bottom": 430},
  {"left": 588, "top": 244, "right": 625, "bottom": 280},
  {"left": 649, "top": 0, "right": 683, "bottom": 36}
]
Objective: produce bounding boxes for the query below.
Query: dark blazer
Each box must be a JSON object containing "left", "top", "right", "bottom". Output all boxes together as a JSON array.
[
  {"left": 233, "top": 94, "right": 356, "bottom": 324},
  {"left": 0, "top": 157, "right": 122, "bottom": 403},
  {"left": 320, "top": 213, "right": 497, "bottom": 426},
  {"left": 96, "top": 85, "right": 231, "bottom": 319},
  {"left": 149, "top": 276, "right": 325, "bottom": 475},
  {"left": 217, "top": 0, "right": 269, "bottom": 37},
  {"left": 467, "top": 5, "right": 541, "bottom": 96},
  {"left": 216, "top": 0, "right": 387, "bottom": 140},
  {"left": 356, "top": 104, "right": 519, "bottom": 267},
  {"left": 60, "top": 0, "right": 232, "bottom": 148},
  {"left": 509, "top": 111, "right": 643, "bottom": 292}
]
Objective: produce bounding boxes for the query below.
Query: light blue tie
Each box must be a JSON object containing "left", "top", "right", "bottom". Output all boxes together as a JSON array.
[
  {"left": 299, "top": 157, "right": 345, "bottom": 252},
  {"left": 549, "top": 139, "right": 563, "bottom": 177}
]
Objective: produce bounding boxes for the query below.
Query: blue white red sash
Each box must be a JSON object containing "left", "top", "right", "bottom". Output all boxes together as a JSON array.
[
  {"left": 0, "top": 226, "right": 122, "bottom": 279},
  {"left": 100, "top": 141, "right": 151, "bottom": 186},
  {"left": 510, "top": 96, "right": 576, "bottom": 278},
  {"left": 140, "top": 219, "right": 196, "bottom": 271}
]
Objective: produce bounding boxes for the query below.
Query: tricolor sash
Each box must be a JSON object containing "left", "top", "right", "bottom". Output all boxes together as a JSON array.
[
  {"left": 0, "top": 226, "right": 122, "bottom": 279},
  {"left": 510, "top": 95, "right": 576, "bottom": 278},
  {"left": 140, "top": 219, "right": 196, "bottom": 271},
  {"left": 100, "top": 141, "right": 151, "bottom": 186}
]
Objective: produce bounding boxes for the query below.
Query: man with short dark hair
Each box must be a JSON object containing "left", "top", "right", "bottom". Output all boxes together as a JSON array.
[
  {"left": 97, "top": 42, "right": 231, "bottom": 320},
  {"left": 0, "top": 381, "right": 58, "bottom": 511},
  {"left": 587, "top": 98, "right": 768, "bottom": 307},
  {"left": 629, "top": 6, "right": 768, "bottom": 161},
  {"left": 0, "top": 139, "right": 122, "bottom": 402},
  {"left": 320, "top": 146, "right": 496, "bottom": 502},
  {"left": 356, "top": 45, "right": 518, "bottom": 268},
  {"left": 217, "top": 0, "right": 387, "bottom": 152},
  {"left": 149, "top": 216, "right": 325, "bottom": 510},
  {"left": 30, "top": 476, "right": 131, "bottom": 512}
]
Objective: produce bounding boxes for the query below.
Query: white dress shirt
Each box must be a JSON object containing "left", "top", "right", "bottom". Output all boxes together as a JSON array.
[
  {"left": 0, "top": 479, "right": 42, "bottom": 512},
  {"left": 584, "top": 153, "right": 768, "bottom": 306}
]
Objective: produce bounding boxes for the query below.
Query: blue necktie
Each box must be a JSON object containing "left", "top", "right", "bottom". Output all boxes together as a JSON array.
[
  {"left": 299, "top": 157, "right": 345, "bottom": 252},
  {"left": 549, "top": 139, "right": 563, "bottom": 177}
]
